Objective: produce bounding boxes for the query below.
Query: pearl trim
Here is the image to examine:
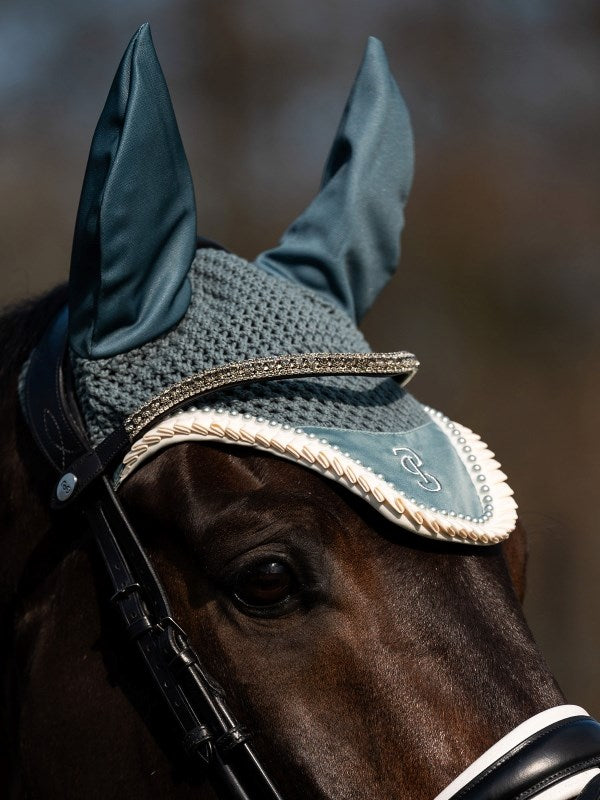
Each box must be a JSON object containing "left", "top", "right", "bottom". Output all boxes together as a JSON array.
[{"left": 116, "top": 407, "right": 517, "bottom": 545}]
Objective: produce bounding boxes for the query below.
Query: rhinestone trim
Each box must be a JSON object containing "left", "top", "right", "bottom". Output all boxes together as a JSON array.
[{"left": 125, "top": 351, "right": 419, "bottom": 438}]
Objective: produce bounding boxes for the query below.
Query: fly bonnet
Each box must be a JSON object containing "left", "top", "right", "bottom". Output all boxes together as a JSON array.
[{"left": 21, "top": 24, "right": 515, "bottom": 544}]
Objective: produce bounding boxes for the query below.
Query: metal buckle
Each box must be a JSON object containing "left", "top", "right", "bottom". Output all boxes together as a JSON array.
[
  {"left": 157, "top": 615, "right": 189, "bottom": 643},
  {"left": 110, "top": 582, "right": 142, "bottom": 604}
]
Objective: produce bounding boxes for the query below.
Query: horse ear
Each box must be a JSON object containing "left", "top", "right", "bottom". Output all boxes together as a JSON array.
[
  {"left": 68, "top": 23, "right": 197, "bottom": 359},
  {"left": 255, "top": 37, "right": 413, "bottom": 323}
]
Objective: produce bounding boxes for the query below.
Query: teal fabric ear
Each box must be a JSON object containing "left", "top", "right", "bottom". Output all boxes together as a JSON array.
[
  {"left": 69, "top": 23, "right": 197, "bottom": 359},
  {"left": 255, "top": 37, "right": 414, "bottom": 323}
]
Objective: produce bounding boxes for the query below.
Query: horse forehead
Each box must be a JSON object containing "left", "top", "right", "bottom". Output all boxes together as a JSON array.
[
  {"left": 122, "top": 442, "right": 516, "bottom": 650},
  {"left": 128, "top": 441, "right": 354, "bottom": 505},
  {"left": 125, "top": 441, "right": 504, "bottom": 591},
  {"left": 125, "top": 441, "right": 502, "bottom": 553}
]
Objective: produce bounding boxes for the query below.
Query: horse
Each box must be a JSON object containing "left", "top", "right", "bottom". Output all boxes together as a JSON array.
[{"left": 2, "top": 23, "right": 599, "bottom": 800}]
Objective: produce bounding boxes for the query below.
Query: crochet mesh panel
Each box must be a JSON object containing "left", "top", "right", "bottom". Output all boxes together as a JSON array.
[{"left": 72, "top": 248, "right": 428, "bottom": 445}]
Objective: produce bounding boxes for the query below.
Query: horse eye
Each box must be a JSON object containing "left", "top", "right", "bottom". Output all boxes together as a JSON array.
[{"left": 233, "top": 559, "right": 298, "bottom": 609}]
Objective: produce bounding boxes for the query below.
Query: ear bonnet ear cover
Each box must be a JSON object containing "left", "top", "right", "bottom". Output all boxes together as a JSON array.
[
  {"left": 65, "top": 29, "right": 517, "bottom": 545},
  {"left": 256, "top": 37, "right": 413, "bottom": 323},
  {"left": 68, "top": 23, "right": 197, "bottom": 359}
]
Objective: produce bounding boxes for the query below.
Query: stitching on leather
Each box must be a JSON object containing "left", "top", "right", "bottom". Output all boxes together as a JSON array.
[
  {"left": 515, "top": 757, "right": 600, "bottom": 800},
  {"left": 42, "top": 407, "right": 80, "bottom": 468},
  {"left": 43, "top": 408, "right": 67, "bottom": 470},
  {"left": 54, "top": 340, "right": 72, "bottom": 435},
  {"left": 452, "top": 718, "right": 589, "bottom": 799},
  {"left": 82, "top": 430, "right": 129, "bottom": 485},
  {"left": 100, "top": 428, "right": 130, "bottom": 464}
]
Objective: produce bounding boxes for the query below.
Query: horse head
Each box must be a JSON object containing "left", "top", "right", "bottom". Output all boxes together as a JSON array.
[{"left": 3, "top": 23, "right": 600, "bottom": 800}]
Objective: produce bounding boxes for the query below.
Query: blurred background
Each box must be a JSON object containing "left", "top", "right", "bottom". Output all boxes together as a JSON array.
[{"left": 1, "top": 1, "right": 598, "bottom": 715}]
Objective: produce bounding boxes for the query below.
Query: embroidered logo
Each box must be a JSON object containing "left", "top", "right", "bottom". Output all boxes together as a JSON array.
[{"left": 392, "top": 447, "right": 441, "bottom": 492}]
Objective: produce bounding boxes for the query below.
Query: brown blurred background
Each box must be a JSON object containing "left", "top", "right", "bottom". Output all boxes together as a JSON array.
[{"left": 1, "top": 2, "right": 598, "bottom": 715}]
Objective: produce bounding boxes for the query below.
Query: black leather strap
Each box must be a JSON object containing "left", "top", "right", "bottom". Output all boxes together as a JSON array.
[
  {"left": 453, "top": 717, "right": 600, "bottom": 800},
  {"left": 23, "top": 307, "right": 88, "bottom": 472},
  {"left": 22, "top": 307, "right": 129, "bottom": 507},
  {"left": 84, "top": 478, "right": 282, "bottom": 798},
  {"left": 21, "top": 313, "right": 284, "bottom": 800},
  {"left": 579, "top": 774, "right": 600, "bottom": 799},
  {"left": 49, "top": 426, "right": 130, "bottom": 510}
]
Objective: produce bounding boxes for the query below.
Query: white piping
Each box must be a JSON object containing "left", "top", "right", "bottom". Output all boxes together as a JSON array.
[{"left": 116, "top": 407, "right": 517, "bottom": 545}]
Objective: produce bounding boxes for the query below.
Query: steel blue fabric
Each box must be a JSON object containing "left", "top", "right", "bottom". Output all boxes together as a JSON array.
[
  {"left": 68, "top": 23, "right": 197, "bottom": 359},
  {"left": 58, "top": 30, "right": 501, "bottom": 540},
  {"left": 72, "top": 248, "right": 428, "bottom": 446},
  {"left": 255, "top": 37, "right": 414, "bottom": 323},
  {"left": 302, "top": 424, "right": 484, "bottom": 518}
]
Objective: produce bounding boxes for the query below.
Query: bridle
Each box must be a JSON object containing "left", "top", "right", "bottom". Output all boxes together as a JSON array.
[
  {"left": 21, "top": 308, "right": 600, "bottom": 800},
  {"left": 23, "top": 310, "right": 284, "bottom": 799},
  {"left": 21, "top": 307, "right": 416, "bottom": 800}
]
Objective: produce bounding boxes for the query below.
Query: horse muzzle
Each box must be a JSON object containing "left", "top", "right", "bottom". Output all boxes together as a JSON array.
[{"left": 436, "top": 706, "right": 600, "bottom": 800}]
